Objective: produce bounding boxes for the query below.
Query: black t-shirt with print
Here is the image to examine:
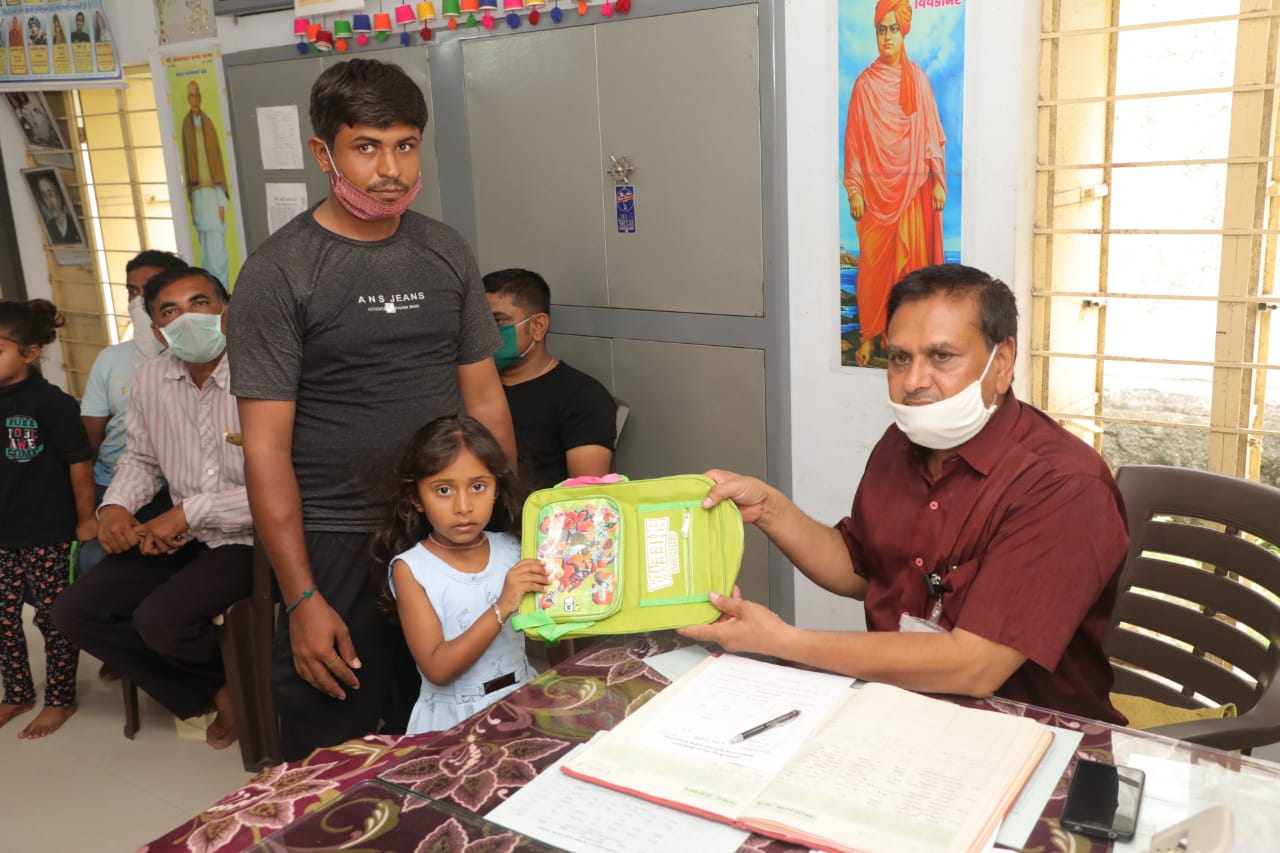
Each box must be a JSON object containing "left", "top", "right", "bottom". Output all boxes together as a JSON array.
[
  {"left": 0, "top": 373, "right": 92, "bottom": 547},
  {"left": 228, "top": 206, "right": 502, "bottom": 532}
]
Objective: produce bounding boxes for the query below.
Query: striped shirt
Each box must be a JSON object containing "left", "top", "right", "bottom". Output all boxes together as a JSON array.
[{"left": 101, "top": 351, "right": 252, "bottom": 548}]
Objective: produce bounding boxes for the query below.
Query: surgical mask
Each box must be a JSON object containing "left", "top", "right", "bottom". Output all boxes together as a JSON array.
[
  {"left": 129, "top": 297, "right": 164, "bottom": 358},
  {"left": 493, "top": 317, "right": 535, "bottom": 370},
  {"left": 889, "top": 346, "right": 1000, "bottom": 450},
  {"left": 325, "top": 146, "right": 422, "bottom": 221},
  {"left": 160, "top": 311, "right": 226, "bottom": 364}
]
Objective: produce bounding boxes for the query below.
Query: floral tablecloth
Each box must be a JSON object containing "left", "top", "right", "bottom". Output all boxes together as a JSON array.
[{"left": 140, "top": 635, "right": 1273, "bottom": 853}]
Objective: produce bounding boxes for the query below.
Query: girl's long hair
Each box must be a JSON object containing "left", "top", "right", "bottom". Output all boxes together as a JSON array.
[{"left": 370, "top": 415, "right": 526, "bottom": 620}]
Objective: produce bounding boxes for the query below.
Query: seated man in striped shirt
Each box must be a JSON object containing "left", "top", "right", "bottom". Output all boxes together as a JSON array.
[{"left": 54, "top": 267, "right": 251, "bottom": 750}]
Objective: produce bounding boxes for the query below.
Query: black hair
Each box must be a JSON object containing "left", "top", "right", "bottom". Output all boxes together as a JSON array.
[
  {"left": 0, "top": 298, "right": 63, "bottom": 352},
  {"left": 309, "top": 59, "right": 428, "bottom": 147},
  {"left": 886, "top": 263, "right": 1018, "bottom": 348},
  {"left": 370, "top": 415, "right": 527, "bottom": 622},
  {"left": 142, "top": 266, "right": 230, "bottom": 320},
  {"left": 126, "top": 249, "right": 186, "bottom": 275},
  {"left": 483, "top": 268, "right": 551, "bottom": 318}
]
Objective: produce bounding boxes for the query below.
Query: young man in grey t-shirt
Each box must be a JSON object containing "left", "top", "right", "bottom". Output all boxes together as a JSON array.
[{"left": 228, "top": 58, "right": 514, "bottom": 760}]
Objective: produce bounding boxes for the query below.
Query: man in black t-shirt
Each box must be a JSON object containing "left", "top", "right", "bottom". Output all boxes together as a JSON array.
[
  {"left": 228, "top": 59, "right": 513, "bottom": 760},
  {"left": 484, "top": 269, "right": 615, "bottom": 491}
]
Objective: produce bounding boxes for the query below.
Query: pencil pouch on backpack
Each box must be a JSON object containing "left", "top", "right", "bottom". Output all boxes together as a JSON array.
[{"left": 509, "top": 474, "right": 744, "bottom": 643}]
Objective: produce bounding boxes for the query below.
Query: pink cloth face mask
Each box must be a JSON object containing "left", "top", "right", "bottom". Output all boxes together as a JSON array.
[{"left": 325, "top": 146, "right": 422, "bottom": 221}]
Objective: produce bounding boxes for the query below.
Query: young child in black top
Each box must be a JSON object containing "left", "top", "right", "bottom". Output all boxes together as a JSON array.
[{"left": 0, "top": 300, "right": 95, "bottom": 738}]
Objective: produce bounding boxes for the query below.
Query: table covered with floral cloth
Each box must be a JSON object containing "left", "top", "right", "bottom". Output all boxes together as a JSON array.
[{"left": 140, "top": 634, "right": 1277, "bottom": 853}]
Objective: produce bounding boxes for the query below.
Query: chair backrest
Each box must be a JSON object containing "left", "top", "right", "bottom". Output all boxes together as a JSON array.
[
  {"left": 1109, "top": 465, "right": 1280, "bottom": 727},
  {"left": 614, "top": 397, "right": 631, "bottom": 447}
]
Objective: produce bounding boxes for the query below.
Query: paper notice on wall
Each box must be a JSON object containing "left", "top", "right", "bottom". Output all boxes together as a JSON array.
[
  {"left": 265, "top": 183, "right": 308, "bottom": 235},
  {"left": 256, "top": 105, "right": 304, "bottom": 171}
]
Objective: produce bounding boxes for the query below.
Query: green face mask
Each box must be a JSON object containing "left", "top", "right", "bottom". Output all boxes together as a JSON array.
[{"left": 494, "top": 316, "right": 535, "bottom": 370}]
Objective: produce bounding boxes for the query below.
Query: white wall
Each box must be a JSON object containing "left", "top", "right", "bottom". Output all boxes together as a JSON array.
[{"left": 784, "top": 0, "right": 1041, "bottom": 629}]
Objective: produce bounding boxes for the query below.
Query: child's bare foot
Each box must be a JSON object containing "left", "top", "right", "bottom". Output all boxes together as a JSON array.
[
  {"left": 205, "top": 685, "right": 237, "bottom": 750},
  {"left": 97, "top": 662, "right": 120, "bottom": 682},
  {"left": 0, "top": 703, "right": 34, "bottom": 728},
  {"left": 18, "top": 705, "right": 76, "bottom": 739}
]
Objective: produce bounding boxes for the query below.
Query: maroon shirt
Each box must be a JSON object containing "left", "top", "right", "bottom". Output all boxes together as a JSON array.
[{"left": 836, "top": 392, "right": 1128, "bottom": 725}]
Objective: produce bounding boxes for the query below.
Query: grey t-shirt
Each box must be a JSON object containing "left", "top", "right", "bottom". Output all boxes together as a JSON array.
[{"left": 228, "top": 206, "right": 501, "bottom": 532}]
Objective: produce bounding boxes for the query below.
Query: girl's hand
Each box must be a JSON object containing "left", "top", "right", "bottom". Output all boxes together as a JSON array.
[{"left": 498, "top": 558, "right": 551, "bottom": 620}]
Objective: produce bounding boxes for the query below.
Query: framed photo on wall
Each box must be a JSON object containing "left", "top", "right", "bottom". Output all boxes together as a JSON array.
[
  {"left": 21, "top": 167, "right": 85, "bottom": 248},
  {"left": 4, "top": 91, "right": 67, "bottom": 152}
]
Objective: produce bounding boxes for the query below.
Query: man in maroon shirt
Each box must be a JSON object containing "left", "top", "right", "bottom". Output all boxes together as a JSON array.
[{"left": 681, "top": 264, "right": 1127, "bottom": 725}]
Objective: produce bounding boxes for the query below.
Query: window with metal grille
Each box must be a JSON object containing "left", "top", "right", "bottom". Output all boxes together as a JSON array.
[
  {"left": 1035, "top": 0, "right": 1280, "bottom": 484},
  {"left": 50, "top": 64, "right": 177, "bottom": 397}
]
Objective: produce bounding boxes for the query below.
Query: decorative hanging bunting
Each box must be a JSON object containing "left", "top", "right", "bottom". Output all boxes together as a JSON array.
[
  {"left": 443, "top": 0, "right": 461, "bottom": 29},
  {"left": 418, "top": 2, "right": 438, "bottom": 41},
  {"left": 284, "top": 0, "right": 638, "bottom": 46},
  {"left": 461, "top": 0, "right": 480, "bottom": 28},
  {"left": 353, "top": 14, "right": 373, "bottom": 45},
  {"left": 333, "top": 18, "right": 354, "bottom": 52},
  {"left": 504, "top": 0, "right": 522, "bottom": 28},
  {"left": 394, "top": 5, "right": 416, "bottom": 44},
  {"left": 293, "top": 17, "right": 310, "bottom": 54}
]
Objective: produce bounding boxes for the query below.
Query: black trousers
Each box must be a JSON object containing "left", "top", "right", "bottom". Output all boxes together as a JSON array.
[
  {"left": 273, "top": 531, "right": 418, "bottom": 761},
  {"left": 53, "top": 541, "right": 253, "bottom": 718}
]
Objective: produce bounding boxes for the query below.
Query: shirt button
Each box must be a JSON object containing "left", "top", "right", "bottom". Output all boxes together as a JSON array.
[
  {"left": 929, "top": 501, "right": 939, "bottom": 510},
  {"left": 207, "top": 468, "right": 215, "bottom": 476},
  {"left": 914, "top": 557, "right": 924, "bottom": 567}
]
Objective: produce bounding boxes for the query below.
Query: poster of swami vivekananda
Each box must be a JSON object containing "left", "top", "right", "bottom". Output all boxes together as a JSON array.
[{"left": 839, "top": 0, "right": 965, "bottom": 368}]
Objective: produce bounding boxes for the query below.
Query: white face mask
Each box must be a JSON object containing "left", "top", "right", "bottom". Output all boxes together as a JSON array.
[
  {"left": 889, "top": 346, "right": 1000, "bottom": 450},
  {"left": 129, "top": 297, "right": 164, "bottom": 358},
  {"left": 160, "top": 311, "right": 226, "bottom": 364}
]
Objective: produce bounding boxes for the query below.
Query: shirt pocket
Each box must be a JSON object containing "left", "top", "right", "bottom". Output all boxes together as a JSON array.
[
  {"left": 938, "top": 557, "right": 982, "bottom": 628},
  {"left": 219, "top": 432, "right": 246, "bottom": 486}
]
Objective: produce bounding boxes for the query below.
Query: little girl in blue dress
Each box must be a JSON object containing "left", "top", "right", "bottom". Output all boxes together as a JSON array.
[{"left": 372, "top": 415, "right": 548, "bottom": 734}]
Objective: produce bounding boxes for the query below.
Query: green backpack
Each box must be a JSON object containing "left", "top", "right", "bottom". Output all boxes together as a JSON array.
[{"left": 509, "top": 474, "right": 744, "bottom": 642}]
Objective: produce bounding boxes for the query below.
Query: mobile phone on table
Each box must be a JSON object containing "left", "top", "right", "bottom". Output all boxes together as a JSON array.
[{"left": 1059, "top": 758, "right": 1145, "bottom": 842}]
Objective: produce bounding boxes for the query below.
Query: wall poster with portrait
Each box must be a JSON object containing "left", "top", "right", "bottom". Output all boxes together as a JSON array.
[
  {"left": 162, "top": 50, "right": 244, "bottom": 292},
  {"left": 0, "top": 1, "right": 122, "bottom": 89},
  {"left": 839, "top": 0, "right": 966, "bottom": 368},
  {"left": 22, "top": 166, "right": 85, "bottom": 248}
]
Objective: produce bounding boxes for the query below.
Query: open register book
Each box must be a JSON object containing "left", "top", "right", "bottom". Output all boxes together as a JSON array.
[{"left": 562, "top": 654, "right": 1053, "bottom": 853}]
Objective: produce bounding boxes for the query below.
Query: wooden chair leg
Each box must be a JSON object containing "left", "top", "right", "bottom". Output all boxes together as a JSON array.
[{"left": 121, "top": 677, "right": 139, "bottom": 740}]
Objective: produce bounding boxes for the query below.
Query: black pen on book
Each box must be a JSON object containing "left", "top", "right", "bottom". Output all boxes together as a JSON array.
[{"left": 730, "top": 709, "right": 801, "bottom": 743}]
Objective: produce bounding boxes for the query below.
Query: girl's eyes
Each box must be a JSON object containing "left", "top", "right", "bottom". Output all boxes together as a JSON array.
[{"left": 435, "top": 486, "right": 453, "bottom": 496}]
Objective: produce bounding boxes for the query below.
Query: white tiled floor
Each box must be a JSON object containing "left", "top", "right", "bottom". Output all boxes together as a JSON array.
[{"left": 2, "top": 607, "right": 253, "bottom": 852}]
